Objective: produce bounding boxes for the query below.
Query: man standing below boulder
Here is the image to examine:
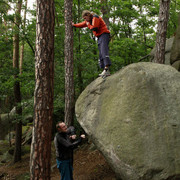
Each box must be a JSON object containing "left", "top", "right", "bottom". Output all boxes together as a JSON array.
[
  {"left": 54, "top": 121, "right": 85, "bottom": 180},
  {"left": 72, "top": 10, "right": 111, "bottom": 78}
]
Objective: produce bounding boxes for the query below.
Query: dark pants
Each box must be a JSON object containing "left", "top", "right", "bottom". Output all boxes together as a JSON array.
[
  {"left": 98, "top": 33, "right": 111, "bottom": 69},
  {"left": 56, "top": 159, "right": 73, "bottom": 180}
]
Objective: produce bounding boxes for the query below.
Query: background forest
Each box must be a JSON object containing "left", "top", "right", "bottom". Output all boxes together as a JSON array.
[
  {"left": 1, "top": 0, "right": 180, "bottom": 124},
  {"left": 0, "top": 0, "right": 180, "bottom": 179},
  {"left": 0, "top": 0, "right": 179, "bottom": 159}
]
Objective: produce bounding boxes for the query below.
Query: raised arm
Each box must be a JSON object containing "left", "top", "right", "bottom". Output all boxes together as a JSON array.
[
  {"left": 57, "top": 135, "right": 82, "bottom": 149},
  {"left": 73, "top": 21, "right": 87, "bottom": 28}
]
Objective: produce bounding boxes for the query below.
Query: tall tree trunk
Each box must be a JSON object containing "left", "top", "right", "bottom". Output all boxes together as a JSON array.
[
  {"left": 20, "top": 0, "right": 28, "bottom": 74},
  {"left": 30, "top": 0, "right": 55, "bottom": 178},
  {"left": 64, "top": 0, "right": 74, "bottom": 126},
  {"left": 13, "top": 0, "right": 22, "bottom": 163},
  {"left": 154, "top": 0, "right": 171, "bottom": 64}
]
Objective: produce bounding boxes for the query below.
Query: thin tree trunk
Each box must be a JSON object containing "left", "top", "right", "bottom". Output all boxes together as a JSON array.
[
  {"left": 64, "top": 0, "right": 74, "bottom": 126},
  {"left": 30, "top": 0, "right": 55, "bottom": 178},
  {"left": 13, "top": 0, "right": 22, "bottom": 163},
  {"left": 20, "top": 0, "right": 28, "bottom": 74},
  {"left": 154, "top": 0, "right": 171, "bottom": 64}
]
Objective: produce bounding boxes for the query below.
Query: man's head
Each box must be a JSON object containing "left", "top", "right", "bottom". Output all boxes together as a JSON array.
[
  {"left": 56, "top": 121, "right": 67, "bottom": 133},
  {"left": 82, "top": 10, "right": 92, "bottom": 22}
]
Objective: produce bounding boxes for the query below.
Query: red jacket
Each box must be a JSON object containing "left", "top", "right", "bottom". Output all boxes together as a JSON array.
[{"left": 73, "top": 14, "right": 110, "bottom": 37}]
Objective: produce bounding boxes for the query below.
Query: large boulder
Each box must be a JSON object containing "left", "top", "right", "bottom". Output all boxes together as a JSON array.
[{"left": 75, "top": 62, "right": 180, "bottom": 180}]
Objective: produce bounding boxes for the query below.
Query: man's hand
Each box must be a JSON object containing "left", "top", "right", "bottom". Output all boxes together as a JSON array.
[
  {"left": 70, "top": 135, "right": 77, "bottom": 140},
  {"left": 80, "top": 134, "right": 85, "bottom": 139}
]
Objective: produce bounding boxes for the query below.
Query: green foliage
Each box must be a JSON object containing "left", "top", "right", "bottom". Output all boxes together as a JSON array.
[
  {"left": 21, "top": 145, "right": 31, "bottom": 155},
  {"left": 0, "top": 0, "right": 179, "bottom": 128},
  {"left": 167, "top": 1, "right": 180, "bottom": 38},
  {"left": 110, "top": 38, "right": 142, "bottom": 70}
]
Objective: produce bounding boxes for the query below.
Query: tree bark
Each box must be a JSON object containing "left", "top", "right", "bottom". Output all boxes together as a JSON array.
[
  {"left": 30, "top": 0, "right": 55, "bottom": 179},
  {"left": 154, "top": 0, "right": 171, "bottom": 64},
  {"left": 20, "top": 0, "right": 28, "bottom": 74},
  {"left": 13, "top": 0, "right": 22, "bottom": 163},
  {"left": 64, "top": 0, "right": 74, "bottom": 126}
]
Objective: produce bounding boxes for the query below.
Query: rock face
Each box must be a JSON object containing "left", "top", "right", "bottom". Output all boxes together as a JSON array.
[
  {"left": 170, "top": 13, "right": 180, "bottom": 71},
  {"left": 150, "top": 13, "right": 180, "bottom": 72},
  {"left": 150, "top": 37, "right": 174, "bottom": 65},
  {"left": 0, "top": 108, "right": 16, "bottom": 140},
  {"left": 75, "top": 62, "right": 180, "bottom": 180}
]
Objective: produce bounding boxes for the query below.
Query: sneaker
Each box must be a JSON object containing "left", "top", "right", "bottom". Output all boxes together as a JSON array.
[{"left": 99, "top": 68, "right": 110, "bottom": 77}]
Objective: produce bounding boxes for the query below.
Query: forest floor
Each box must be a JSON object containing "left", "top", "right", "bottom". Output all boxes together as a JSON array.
[{"left": 0, "top": 142, "right": 117, "bottom": 180}]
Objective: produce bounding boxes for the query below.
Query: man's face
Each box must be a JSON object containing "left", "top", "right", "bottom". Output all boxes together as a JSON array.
[
  {"left": 83, "top": 14, "right": 91, "bottom": 22},
  {"left": 59, "top": 122, "right": 67, "bottom": 133}
]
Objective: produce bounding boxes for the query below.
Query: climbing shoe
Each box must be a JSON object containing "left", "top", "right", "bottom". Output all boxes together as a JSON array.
[{"left": 99, "top": 68, "right": 110, "bottom": 77}]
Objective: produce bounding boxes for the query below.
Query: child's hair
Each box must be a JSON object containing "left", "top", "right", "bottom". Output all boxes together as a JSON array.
[{"left": 82, "top": 10, "right": 92, "bottom": 18}]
